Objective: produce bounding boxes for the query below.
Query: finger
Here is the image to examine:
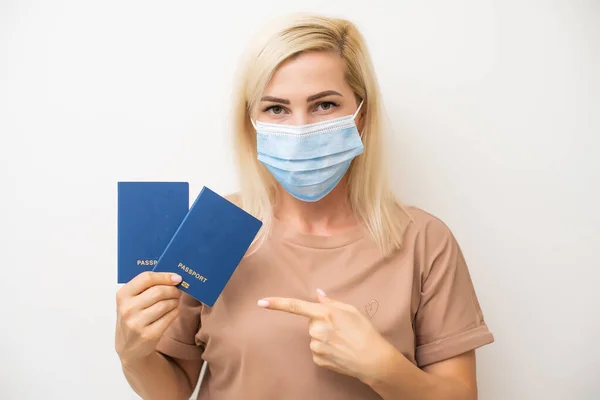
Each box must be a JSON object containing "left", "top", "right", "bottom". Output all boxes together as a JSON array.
[
  {"left": 257, "top": 297, "right": 325, "bottom": 319},
  {"left": 145, "top": 306, "right": 180, "bottom": 338},
  {"left": 316, "top": 288, "right": 351, "bottom": 310},
  {"left": 309, "top": 338, "right": 331, "bottom": 355},
  {"left": 312, "top": 354, "right": 341, "bottom": 373},
  {"left": 308, "top": 320, "right": 333, "bottom": 343},
  {"left": 124, "top": 271, "right": 182, "bottom": 297},
  {"left": 316, "top": 288, "right": 333, "bottom": 304},
  {"left": 136, "top": 298, "right": 180, "bottom": 326},
  {"left": 135, "top": 285, "right": 181, "bottom": 310}
]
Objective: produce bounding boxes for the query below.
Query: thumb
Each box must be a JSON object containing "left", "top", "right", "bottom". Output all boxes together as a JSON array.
[{"left": 316, "top": 288, "right": 333, "bottom": 304}]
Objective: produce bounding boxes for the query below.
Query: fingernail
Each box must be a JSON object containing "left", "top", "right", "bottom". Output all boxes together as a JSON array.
[
  {"left": 316, "top": 288, "right": 326, "bottom": 297},
  {"left": 171, "top": 274, "right": 182, "bottom": 283},
  {"left": 257, "top": 299, "right": 270, "bottom": 307}
]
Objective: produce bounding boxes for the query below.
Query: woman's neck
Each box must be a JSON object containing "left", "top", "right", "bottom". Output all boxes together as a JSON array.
[{"left": 273, "top": 178, "right": 359, "bottom": 236}]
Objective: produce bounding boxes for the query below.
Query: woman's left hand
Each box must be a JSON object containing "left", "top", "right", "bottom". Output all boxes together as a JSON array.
[{"left": 257, "top": 289, "right": 395, "bottom": 383}]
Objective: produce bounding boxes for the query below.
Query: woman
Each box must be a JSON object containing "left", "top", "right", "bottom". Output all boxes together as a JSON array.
[{"left": 115, "top": 14, "right": 494, "bottom": 400}]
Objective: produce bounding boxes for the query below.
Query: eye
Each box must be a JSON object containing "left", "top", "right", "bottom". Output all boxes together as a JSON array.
[
  {"left": 264, "top": 105, "right": 287, "bottom": 115},
  {"left": 315, "top": 101, "right": 339, "bottom": 112}
]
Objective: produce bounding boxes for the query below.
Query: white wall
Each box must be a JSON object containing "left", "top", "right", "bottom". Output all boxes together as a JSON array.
[{"left": 1, "top": 1, "right": 598, "bottom": 399}]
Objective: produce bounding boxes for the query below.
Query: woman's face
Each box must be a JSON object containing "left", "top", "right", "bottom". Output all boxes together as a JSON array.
[{"left": 258, "top": 51, "right": 359, "bottom": 125}]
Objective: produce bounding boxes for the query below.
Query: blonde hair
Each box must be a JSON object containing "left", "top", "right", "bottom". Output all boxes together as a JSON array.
[{"left": 230, "top": 14, "right": 410, "bottom": 257}]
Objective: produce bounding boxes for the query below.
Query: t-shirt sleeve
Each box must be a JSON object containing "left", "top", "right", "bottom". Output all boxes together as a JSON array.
[
  {"left": 414, "top": 215, "right": 494, "bottom": 368},
  {"left": 155, "top": 292, "right": 205, "bottom": 360}
]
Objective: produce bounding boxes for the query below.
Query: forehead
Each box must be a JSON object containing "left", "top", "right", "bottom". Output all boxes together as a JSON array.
[{"left": 263, "top": 51, "right": 348, "bottom": 97}]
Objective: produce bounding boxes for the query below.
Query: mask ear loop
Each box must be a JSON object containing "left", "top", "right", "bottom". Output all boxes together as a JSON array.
[
  {"left": 353, "top": 100, "right": 364, "bottom": 120},
  {"left": 251, "top": 118, "right": 258, "bottom": 130}
]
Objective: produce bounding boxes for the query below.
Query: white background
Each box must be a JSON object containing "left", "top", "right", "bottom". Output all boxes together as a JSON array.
[{"left": 1, "top": 0, "right": 598, "bottom": 399}]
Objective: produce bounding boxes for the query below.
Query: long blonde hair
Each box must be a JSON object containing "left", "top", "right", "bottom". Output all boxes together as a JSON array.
[{"left": 230, "top": 14, "right": 410, "bottom": 257}]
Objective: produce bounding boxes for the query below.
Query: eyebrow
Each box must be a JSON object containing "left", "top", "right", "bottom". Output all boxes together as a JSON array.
[
  {"left": 260, "top": 90, "right": 343, "bottom": 104},
  {"left": 306, "top": 90, "right": 343, "bottom": 102},
  {"left": 260, "top": 96, "right": 290, "bottom": 105}
]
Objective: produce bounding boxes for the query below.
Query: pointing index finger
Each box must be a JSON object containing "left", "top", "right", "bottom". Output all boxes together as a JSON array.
[{"left": 258, "top": 297, "right": 325, "bottom": 319}]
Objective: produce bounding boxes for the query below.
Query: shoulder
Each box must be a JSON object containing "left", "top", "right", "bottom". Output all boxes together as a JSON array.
[
  {"left": 401, "top": 206, "right": 465, "bottom": 278},
  {"left": 403, "top": 206, "right": 456, "bottom": 244}
]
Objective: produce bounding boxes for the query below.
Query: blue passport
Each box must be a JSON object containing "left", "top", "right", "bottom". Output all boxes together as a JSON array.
[
  {"left": 152, "top": 186, "right": 262, "bottom": 307},
  {"left": 117, "top": 182, "right": 189, "bottom": 284}
]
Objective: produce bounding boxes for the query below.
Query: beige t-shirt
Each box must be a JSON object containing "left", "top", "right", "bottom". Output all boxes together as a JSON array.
[{"left": 156, "top": 206, "right": 494, "bottom": 399}]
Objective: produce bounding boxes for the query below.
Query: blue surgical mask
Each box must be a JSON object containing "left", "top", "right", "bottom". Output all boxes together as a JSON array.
[{"left": 252, "top": 101, "right": 364, "bottom": 202}]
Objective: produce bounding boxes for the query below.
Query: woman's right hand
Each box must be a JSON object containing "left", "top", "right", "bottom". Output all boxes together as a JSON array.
[{"left": 115, "top": 271, "right": 183, "bottom": 364}]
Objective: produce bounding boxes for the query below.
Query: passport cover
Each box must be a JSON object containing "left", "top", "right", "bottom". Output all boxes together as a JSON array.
[
  {"left": 117, "top": 182, "right": 189, "bottom": 284},
  {"left": 152, "top": 186, "right": 263, "bottom": 307}
]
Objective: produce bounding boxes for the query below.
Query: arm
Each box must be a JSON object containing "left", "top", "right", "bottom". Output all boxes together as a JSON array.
[
  {"left": 120, "top": 351, "right": 203, "bottom": 400},
  {"left": 365, "top": 347, "right": 477, "bottom": 400},
  {"left": 360, "top": 213, "right": 493, "bottom": 399},
  {"left": 260, "top": 293, "right": 479, "bottom": 400},
  {"left": 115, "top": 272, "right": 205, "bottom": 400}
]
